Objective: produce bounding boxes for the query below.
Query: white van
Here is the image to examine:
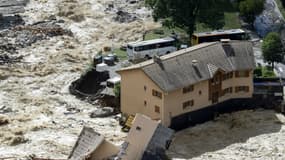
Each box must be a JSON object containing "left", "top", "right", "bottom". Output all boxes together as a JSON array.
[{"left": 127, "top": 37, "right": 177, "bottom": 61}]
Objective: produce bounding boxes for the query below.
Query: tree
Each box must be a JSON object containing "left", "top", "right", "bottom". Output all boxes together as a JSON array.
[
  {"left": 239, "top": 0, "right": 264, "bottom": 24},
  {"left": 281, "top": 0, "right": 285, "bottom": 8},
  {"left": 114, "top": 83, "right": 121, "bottom": 98},
  {"left": 262, "top": 32, "right": 284, "bottom": 69},
  {"left": 147, "top": 0, "right": 229, "bottom": 42}
]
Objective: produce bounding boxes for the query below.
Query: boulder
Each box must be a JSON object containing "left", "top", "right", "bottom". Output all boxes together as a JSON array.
[
  {"left": 254, "top": 0, "right": 284, "bottom": 37},
  {"left": 89, "top": 107, "right": 114, "bottom": 118}
]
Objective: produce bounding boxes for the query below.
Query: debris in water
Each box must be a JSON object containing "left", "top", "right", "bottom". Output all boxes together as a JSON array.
[
  {"left": 114, "top": 10, "right": 138, "bottom": 23},
  {"left": 0, "top": 54, "right": 23, "bottom": 65},
  {"left": 89, "top": 107, "right": 114, "bottom": 118},
  {"left": 0, "top": 20, "right": 72, "bottom": 54},
  {"left": 8, "top": 135, "right": 28, "bottom": 146},
  {"left": 0, "top": 115, "right": 9, "bottom": 125}
]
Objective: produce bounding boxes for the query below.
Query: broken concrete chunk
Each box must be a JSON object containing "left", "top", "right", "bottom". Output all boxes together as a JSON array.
[
  {"left": 69, "top": 114, "right": 174, "bottom": 160},
  {"left": 119, "top": 114, "right": 174, "bottom": 160},
  {"left": 68, "top": 126, "right": 119, "bottom": 160}
]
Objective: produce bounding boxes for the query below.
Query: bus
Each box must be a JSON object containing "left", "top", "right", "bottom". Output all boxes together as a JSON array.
[
  {"left": 191, "top": 29, "right": 247, "bottom": 45},
  {"left": 127, "top": 37, "right": 177, "bottom": 61}
]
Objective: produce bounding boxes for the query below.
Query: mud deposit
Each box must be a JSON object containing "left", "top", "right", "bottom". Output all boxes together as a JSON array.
[{"left": 0, "top": 0, "right": 157, "bottom": 159}]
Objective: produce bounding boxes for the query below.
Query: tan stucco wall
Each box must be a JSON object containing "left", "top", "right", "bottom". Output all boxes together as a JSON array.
[
  {"left": 120, "top": 69, "right": 254, "bottom": 127},
  {"left": 90, "top": 140, "right": 119, "bottom": 160},
  {"left": 163, "top": 80, "right": 212, "bottom": 126},
  {"left": 121, "top": 114, "right": 159, "bottom": 160},
  {"left": 120, "top": 69, "right": 163, "bottom": 120},
  {"left": 220, "top": 70, "right": 254, "bottom": 101}
]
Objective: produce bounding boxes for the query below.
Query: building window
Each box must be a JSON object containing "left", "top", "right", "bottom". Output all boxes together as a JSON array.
[
  {"left": 183, "top": 100, "right": 194, "bottom": 110},
  {"left": 155, "top": 105, "right": 160, "bottom": 113},
  {"left": 235, "top": 86, "right": 249, "bottom": 93},
  {"left": 144, "top": 85, "right": 147, "bottom": 91},
  {"left": 235, "top": 70, "right": 249, "bottom": 77},
  {"left": 144, "top": 100, "right": 147, "bottom": 106},
  {"left": 183, "top": 85, "right": 194, "bottom": 93},
  {"left": 223, "top": 87, "right": 233, "bottom": 95},
  {"left": 222, "top": 72, "right": 233, "bottom": 80},
  {"left": 199, "top": 90, "right": 202, "bottom": 95},
  {"left": 211, "top": 76, "right": 220, "bottom": 85},
  {"left": 152, "top": 89, "right": 162, "bottom": 99}
]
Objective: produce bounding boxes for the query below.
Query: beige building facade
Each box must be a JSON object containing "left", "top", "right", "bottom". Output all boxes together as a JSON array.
[{"left": 118, "top": 41, "right": 255, "bottom": 127}]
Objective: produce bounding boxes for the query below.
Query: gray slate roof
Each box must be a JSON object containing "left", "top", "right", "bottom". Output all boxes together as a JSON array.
[{"left": 119, "top": 41, "right": 255, "bottom": 92}]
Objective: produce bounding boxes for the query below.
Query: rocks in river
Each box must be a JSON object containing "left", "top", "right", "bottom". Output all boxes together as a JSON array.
[
  {"left": 0, "top": 54, "right": 23, "bottom": 65},
  {"left": 114, "top": 10, "right": 138, "bottom": 23},
  {"left": 254, "top": 0, "right": 285, "bottom": 37},
  {"left": 89, "top": 107, "right": 115, "bottom": 118},
  {"left": 0, "top": 20, "right": 72, "bottom": 54}
]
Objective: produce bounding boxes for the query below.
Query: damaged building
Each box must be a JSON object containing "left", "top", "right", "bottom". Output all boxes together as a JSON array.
[
  {"left": 117, "top": 41, "right": 255, "bottom": 130},
  {"left": 68, "top": 114, "right": 174, "bottom": 160}
]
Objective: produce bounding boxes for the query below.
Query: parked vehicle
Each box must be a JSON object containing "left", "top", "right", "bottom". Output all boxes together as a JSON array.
[
  {"left": 93, "top": 55, "right": 103, "bottom": 66},
  {"left": 127, "top": 37, "right": 177, "bottom": 61},
  {"left": 191, "top": 29, "right": 247, "bottom": 45},
  {"left": 103, "top": 53, "right": 118, "bottom": 66},
  {"left": 106, "top": 76, "right": 121, "bottom": 88}
]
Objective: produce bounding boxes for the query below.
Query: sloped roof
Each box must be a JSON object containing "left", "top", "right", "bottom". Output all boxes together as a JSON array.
[{"left": 118, "top": 41, "right": 255, "bottom": 92}]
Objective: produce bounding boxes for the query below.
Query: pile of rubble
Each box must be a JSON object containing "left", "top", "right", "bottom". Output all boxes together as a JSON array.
[
  {"left": 0, "top": 54, "right": 23, "bottom": 65},
  {"left": 0, "top": 20, "right": 72, "bottom": 54},
  {"left": 69, "top": 114, "right": 174, "bottom": 160}
]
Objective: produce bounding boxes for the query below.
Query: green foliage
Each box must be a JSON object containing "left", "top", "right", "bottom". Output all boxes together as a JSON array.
[
  {"left": 114, "top": 83, "right": 121, "bottom": 98},
  {"left": 239, "top": 0, "right": 264, "bottom": 24},
  {"left": 197, "top": 7, "right": 225, "bottom": 30},
  {"left": 254, "top": 67, "right": 262, "bottom": 77},
  {"left": 113, "top": 48, "right": 127, "bottom": 60},
  {"left": 145, "top": 0, "right": 157, "bottom": 8},
  {"left": 276, "top": 0, "right": 285, "bottom": 18},
  {"left": 148, "top": 0, "right": 236, "bottom": 41},
  {"left": 281, "top": 0, "right": 285, "bottom": 7},
  {"left": 254, "top": 66, "right": 276, "bottom": 78},
  {"left": 263, "top": 66, "right": 276, "bottom": 78},
  {"left": 262, "top": 32, "right": 284, "bottom": 68}
]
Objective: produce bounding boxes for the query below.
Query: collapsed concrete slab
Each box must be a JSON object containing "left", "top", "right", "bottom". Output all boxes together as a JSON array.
[
  {"left": 119, "top": 114, "right": 174, "bottom": 160},
  {"left": 69, "top": 114, "right": 174, "bottom": 160},
  {"left": 68, "top": 127, "right": 119, "bottom": 160}
]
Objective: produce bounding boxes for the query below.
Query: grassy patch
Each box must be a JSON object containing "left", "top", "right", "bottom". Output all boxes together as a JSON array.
[
  {"left": 195, "top": 12, "right": 241, "bottom": 33},
  {"left": 275, "top": 0, "right": 285, "bottom": 19},
  {"left": 255, "top": 66, "right": 276, "bottom": 78},
  {"left": 145, "top": 11, "right": 241, "bottom": 44},
  {"left": 113, "top": 48, "right": 128, "bottom": 60},
  {"left": 144, "top": 26, "right": 187, "bottom": 40},
  {"left": 223, "top": 12, "right": 241, "bottom": 29}
]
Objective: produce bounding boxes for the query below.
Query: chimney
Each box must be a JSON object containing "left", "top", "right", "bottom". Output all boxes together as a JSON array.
[
  {"left": 153, "top": 54, "right": 164, "bottom": 70},
  {"left": 153, "top": 54, "right": 162, "bottom": 64},
  {"left": 192, "top": 59, "right": 198, "bottom": 66},
  {"left": 220, "top": 39, "right": 230, "bottom": 43}
]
